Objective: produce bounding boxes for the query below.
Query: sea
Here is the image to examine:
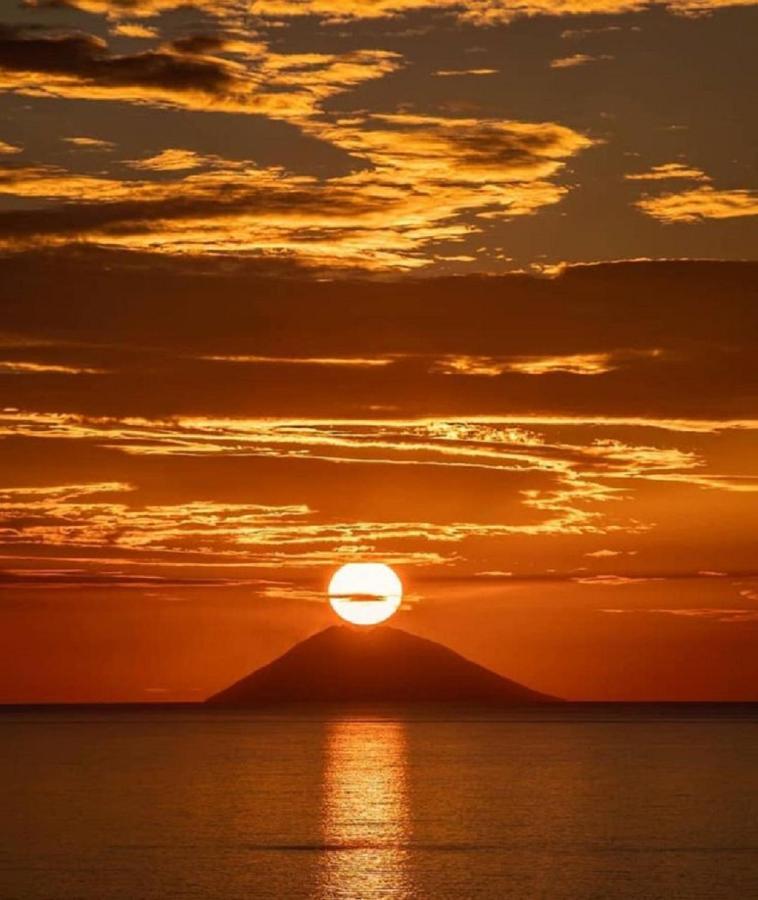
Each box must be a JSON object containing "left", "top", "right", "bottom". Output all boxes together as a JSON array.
[{"left": 1, "top": 704, "right": 757, "bottom": 899}]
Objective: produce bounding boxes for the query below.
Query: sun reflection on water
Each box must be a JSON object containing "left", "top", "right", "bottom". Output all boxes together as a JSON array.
[{"left": 318, "top": 718, "right": 412, "bottom": 899}]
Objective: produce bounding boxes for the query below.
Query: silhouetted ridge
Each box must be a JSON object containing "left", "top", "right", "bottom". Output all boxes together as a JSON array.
[{"left": 207, "top": 626, "right": 559, "bottom": 704}]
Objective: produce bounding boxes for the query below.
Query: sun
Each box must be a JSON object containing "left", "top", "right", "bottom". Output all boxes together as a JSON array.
[{"left": 328, "top": 563, "right": 403, "bottom": 626}]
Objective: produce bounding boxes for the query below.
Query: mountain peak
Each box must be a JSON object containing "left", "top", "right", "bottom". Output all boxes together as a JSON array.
[{"left": 207, "top": 626, "right": 560, "bottom": 704}]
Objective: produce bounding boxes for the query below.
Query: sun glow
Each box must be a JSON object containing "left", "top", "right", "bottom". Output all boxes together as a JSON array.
[{"left": 328, "top": 563, "right": 403, "bottom": 626}]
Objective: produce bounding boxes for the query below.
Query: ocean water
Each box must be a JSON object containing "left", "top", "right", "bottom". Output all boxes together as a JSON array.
[{"left": 1, "top": 705, "right": 757, "bottom": 899}]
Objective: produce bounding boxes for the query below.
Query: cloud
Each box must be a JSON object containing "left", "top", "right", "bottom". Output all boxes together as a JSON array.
[
  {"left": 0, "top": 360, "right": 106, "bottom": 374},
  {"left": 34, "top": 0, "right": 758, "bottom": 25},
  {"left": 0, "top": 409, "right": 754, "bottom": 549},
  {"left": 561, "top": 25, "right": 626, "bottom": 37},
  {"left": 664, "top": 0, "right": 758, "bottom": 13},
  {"left": 584, "top": 548, "right": 637, "bottom": 557},
  {"left": 0, "top": 160, "right": 416, "bottom": 266},
  {"left": 0, "top": 332, "right": 69, "bottom": 349},
  {"left": 211, "top": 350, "right": 668, "bottom": 378},
  {"left": 124, "top": 148, "right": 224, "bottom": 171},
  {"left": 575, "top": 573, "right": 662, "bottom": 585},
  {"left": 258, "top": 584, "right": 325, "bottom": 604},
  {"left": 601, "top": 607, "right": 758, "bottom": 623},
  {"left": 429, "top": 350, "right": 661, "bottom": 376},
  {"left": 0, "top": 23, "right": 600, "bottom": 270},
  {"left": 63, "top": 136, "right": 116, "bottom": 149},
  {"left": 636, "top": 186, "right": 758, "bottom": 223},
  {"left": 265, "top": 0, "right": 758, "bottom": 19},
  {"left": 430, "top": 353, "right": 613, "bottom": 376},
  {"left": 433, "top": 68, "right": 498, "bottom": 76},
  {"left": 0, "top": 140, "right": 21, "bottom": 154},
  {"left": 200, "top": 354, "right": 396, "bottom": 367},
  {"left": 0, "top": 480, "right": 508, "bottom": 566},
  {"left": 0, "top": 26, "right": 401, "bottom": 121},
  {"left": 549, "top": 53, "right": 612, "bottom": 68},
  {"left": 0, "top": 567, "right": 259, "bottom": 589},
  {"left": 0, "top": 162, "right": 158, "bottom": 200},
  {"left": 111, "top": 23, "right": 159, "bottom": 39},
  {"left": 0, "top": 482, "right": 134, "bottom": 499},
  {"left": 319, "top": 113, "right": 593, "bottom": 186},
  {"left": 22, "top": 0, "right": 197, "bottom": 15},
  {"left": 0, "top": 26, "right": 244, "bottom": 104},
  {"left": 0, "top": 257, "right": 753, "bottom": 608},
  {"left": 645, "top": 473, "right": 758, "bottom": 492},
  {"left": 625, "top": 162, "right": 710, "bottom": 182},
  {"left": 0, "top": 110, "right": 594, "bottom": 268}
]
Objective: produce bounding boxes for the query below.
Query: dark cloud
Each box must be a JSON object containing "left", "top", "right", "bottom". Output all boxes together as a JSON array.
[
  {"left": 170, "top": 35, "right": 228, "bottom": 56},
  {"left": 0, "top": 24, "right": 402, "bottom": 121},
  {"left": 0, "top": 177, "right": 382, "bottom": 241},
  {"left": 0, "top": 25, "right": 235, "bottom": 94},
  {"left": 0, "top": 113, "right": 593, "bottom": 265},
  {"left": 0, "top": 253, "right": 755, "bottom": 420}
]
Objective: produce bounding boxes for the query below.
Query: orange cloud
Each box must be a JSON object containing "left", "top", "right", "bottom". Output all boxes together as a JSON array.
[
  {"left": 664, "top": 0, "right": 758, "bottom": 13},
  {"left": 602, "top": 607, "right": 758, "bottom": 622},
  {"left": 625, "top": 162, "right": 710, "bottom": 182},
  {"left": 549, "top": 53, "right": 612, "bottom": 68},
  {"left": 429, "top": 350, "right": 661, "bottom": 376},
  {"left": 200, "top": 355, "right": 396, "bottom": 367},
  {"left": 21, "top": 0, "right": 758, "bottom": 24},
  {"left": 63, "top": 136, "right": 115, "bottom": 150},
  {"left": 0, "top": 27, "right": 400, "bottom": 121},
  {"left": 433, "top": 68, "right": 498, "bottom": 76},
  {"left": 125, "top": 148, "right": 226, "bottom": 171},
  {"left": 0, "top": 22, "right": 599, "bottom": 269},
  {"left": 0, "top": 110, "right": 594, "bottom": 267},
  {"left": 636, "top": 186, "right": 758, "bottom": 222},
  {"left": 111, "top": 23, "right": 159, "bottom": 38},
  {"left": 576, "top": 574, "right": 661, "bottom": 584},
  {"left": 318, "top": 113, "right": 593, "bottom": 186},
  {"left": 584, "top": 548, "right": 637, "bottom": 557},
  {"left": 2, "top": 479, "right": 591, "bottom": 566},
  {"left": 0, "top": 409, "right": 754, "bottom": 551},
  {"left": 0, "top": 361, "right": 106, "bottom": 374}
]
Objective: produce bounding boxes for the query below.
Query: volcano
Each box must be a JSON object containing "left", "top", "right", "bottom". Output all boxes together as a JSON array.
[{"left": 207, "top": 626, "right": 559, "bottom": 704}]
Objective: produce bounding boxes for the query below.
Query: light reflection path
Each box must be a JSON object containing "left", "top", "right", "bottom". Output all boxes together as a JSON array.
[{"left": 317, "top": 718, "right": 413, "bottom": 899}]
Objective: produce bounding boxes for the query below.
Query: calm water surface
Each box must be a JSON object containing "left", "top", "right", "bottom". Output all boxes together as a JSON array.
[{"left": 1, "top": 705, "right": 757, "bottom": 899}]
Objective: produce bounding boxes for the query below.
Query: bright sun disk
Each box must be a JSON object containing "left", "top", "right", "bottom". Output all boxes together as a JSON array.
[{"left": 328, "top": 563, "right": 402, "bottom": 626}]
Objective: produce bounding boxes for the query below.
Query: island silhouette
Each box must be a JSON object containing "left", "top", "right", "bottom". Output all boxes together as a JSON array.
[{"left": 207, "top": 625, "right": 559, "bottom": 704}]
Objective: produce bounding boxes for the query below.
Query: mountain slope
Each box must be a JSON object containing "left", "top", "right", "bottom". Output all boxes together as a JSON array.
[{"left": 207, "top": 626, "right": 559, "bottom": 704}]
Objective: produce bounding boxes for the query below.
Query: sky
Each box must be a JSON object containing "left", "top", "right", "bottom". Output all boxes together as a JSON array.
[{"left": 0, "top": 0, "right": 756, "bottom": 702}]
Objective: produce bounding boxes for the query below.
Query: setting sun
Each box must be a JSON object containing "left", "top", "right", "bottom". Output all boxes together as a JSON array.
[{"left": 328, "top": 563, "right": 403, "bottom": 626}]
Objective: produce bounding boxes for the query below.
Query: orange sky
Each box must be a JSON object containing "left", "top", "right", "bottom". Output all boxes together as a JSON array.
[{"left": 0, "top": 0, "right": 756, "bottom": 701}]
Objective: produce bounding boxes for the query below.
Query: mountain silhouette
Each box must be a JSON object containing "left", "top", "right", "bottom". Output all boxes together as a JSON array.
[{"left": 207, "top": 625, "right": 559, "bottom": 704}]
